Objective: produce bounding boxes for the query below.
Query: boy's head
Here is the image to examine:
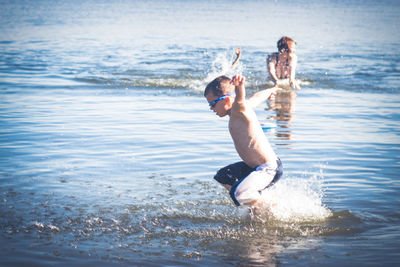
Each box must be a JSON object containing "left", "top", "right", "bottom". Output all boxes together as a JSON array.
[
  {"left": 277, "top": 36, "right": 296, "bottom": 53},
  {"left": 204, "top": 75, "right": 234, "bottom": 117}
]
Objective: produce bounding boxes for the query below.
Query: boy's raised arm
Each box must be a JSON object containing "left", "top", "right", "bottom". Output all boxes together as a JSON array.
[{"left": 231, "top": 75, "right": 246, "bottom": 112}]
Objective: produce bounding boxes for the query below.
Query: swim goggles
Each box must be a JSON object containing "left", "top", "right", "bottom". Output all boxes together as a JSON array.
[{"left": 208, "top": 93, "right": 232, "bottom": 108}]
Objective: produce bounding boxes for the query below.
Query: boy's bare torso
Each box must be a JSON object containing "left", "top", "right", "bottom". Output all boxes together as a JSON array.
[{"left": 229, "top": 103, "right": 277, "bottom": 168}]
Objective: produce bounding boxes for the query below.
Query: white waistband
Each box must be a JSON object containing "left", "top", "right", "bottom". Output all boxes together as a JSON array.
[{"left": 255, "top": 160, "right": 278, "bottom": 172}]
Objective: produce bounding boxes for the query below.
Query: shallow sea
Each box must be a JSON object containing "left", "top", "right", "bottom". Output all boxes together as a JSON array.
[{"left": 1, "top": 0, "right": 400, "bottom": 266}]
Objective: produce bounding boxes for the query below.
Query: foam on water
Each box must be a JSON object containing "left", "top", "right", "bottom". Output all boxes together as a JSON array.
[
  {"left": 188, "top": 50, "right": 312, "bottom": 93},
  {"left": 71, "top": 49, "right": 313, "bottom": 93}
]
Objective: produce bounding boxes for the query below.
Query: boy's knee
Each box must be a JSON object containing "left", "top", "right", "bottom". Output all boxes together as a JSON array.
[
  {"left": 233, "top": 188, "right": 261, "bottom": 206},
  {"left": 229, "top": 182, "right": 260, "bottom": 206}
]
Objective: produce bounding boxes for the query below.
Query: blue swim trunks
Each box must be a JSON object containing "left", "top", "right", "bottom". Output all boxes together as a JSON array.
[{"left": 214, "top": 159, "right": 283, "bottom": 206}]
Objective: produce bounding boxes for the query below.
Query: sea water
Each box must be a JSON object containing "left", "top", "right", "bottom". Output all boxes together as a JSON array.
[{"left": 1, "top": 0, "right": 400, "bottom": 266}]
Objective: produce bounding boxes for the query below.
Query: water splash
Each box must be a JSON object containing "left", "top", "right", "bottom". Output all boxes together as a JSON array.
[
  {"left": 190, "top": 49, "right": 244, "bottom": 92},
  {"left": 260, "top": 169, "right": 331, "bottom": 222}
]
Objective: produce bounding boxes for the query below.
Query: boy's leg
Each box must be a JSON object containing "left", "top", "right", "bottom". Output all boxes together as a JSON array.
[{"left": 230, "top": 159, "right": 283, "bottom": 206}]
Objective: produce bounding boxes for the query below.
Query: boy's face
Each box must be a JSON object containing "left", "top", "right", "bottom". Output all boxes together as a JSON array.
[{"left": 205, "top": 92, "right": 231, "bottom": 117}]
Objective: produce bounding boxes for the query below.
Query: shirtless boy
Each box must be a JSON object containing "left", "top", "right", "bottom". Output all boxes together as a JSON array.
[
  {"left": 267, "top": 36, "right": 300, "bottom": 90},
  {"left": 204, "top": 75, "right": 283, "bottom": 207}
]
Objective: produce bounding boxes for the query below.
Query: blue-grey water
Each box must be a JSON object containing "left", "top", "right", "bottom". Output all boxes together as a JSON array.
[{"left": 1, "top": 0, "right": 400, "bottom": 266}]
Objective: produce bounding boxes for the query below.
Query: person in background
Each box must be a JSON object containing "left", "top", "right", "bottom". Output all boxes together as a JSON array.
[{"left": 267, "top": 36, "right": 300, "bottom": 90}]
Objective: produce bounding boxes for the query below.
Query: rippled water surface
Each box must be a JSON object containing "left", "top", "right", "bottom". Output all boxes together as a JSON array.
[{"left": 1, "top": 0, "right": 400, "bottom": 266}]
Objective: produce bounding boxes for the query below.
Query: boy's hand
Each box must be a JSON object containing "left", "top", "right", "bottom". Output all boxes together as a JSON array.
[{"left": 231, "top": 74, "right": 245, "bottom": 87}]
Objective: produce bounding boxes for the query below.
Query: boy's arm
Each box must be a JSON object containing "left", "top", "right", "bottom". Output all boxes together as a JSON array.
[
  {"left": 231, "top": 75, "right": 246, "bottom": 112},
  {"left": 248, "top": 87, "right": 280, "bottom": 109}
]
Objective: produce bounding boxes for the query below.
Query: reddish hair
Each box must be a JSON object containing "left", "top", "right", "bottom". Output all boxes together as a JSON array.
[{"left": 277, "top": 36, "right": 296, "bottom": 53}]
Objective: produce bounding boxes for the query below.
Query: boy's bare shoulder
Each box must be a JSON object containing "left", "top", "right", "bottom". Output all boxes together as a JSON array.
[
  {"left": 231, "top": 100, "right": 247, "bottom": 115},
  {"left": 232, "top": 101, "right": 255, "bottom": 121}
]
